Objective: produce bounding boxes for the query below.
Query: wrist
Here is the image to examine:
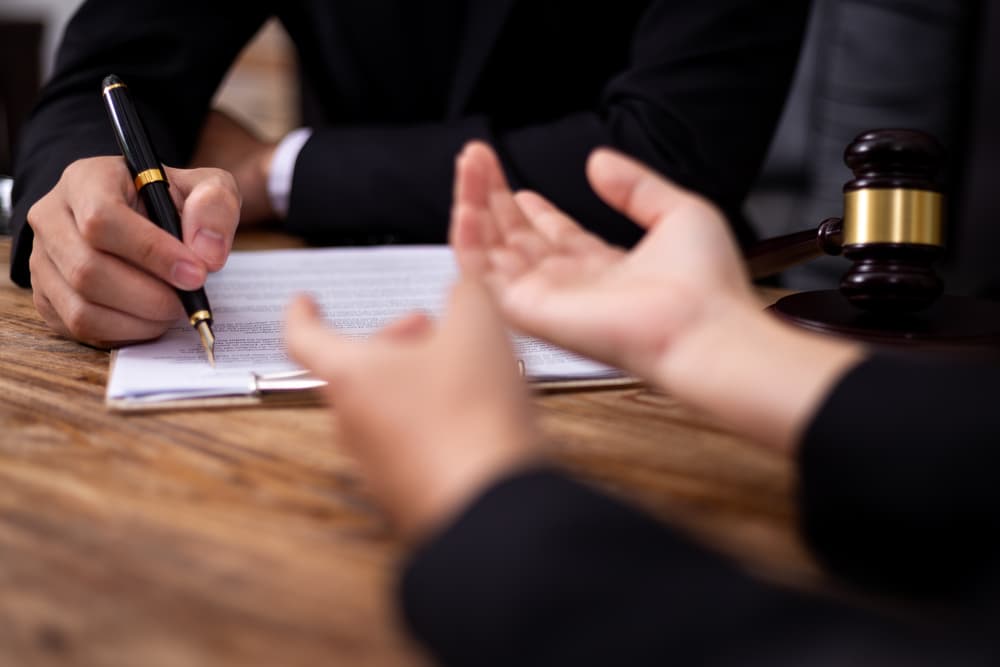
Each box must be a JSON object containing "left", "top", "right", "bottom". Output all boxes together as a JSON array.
[
  {"left": 654, "top": 298, "right": 864, "bottom": 455},
  {"left": 396, "top": 416, "right": 541, "bottom": 543},
  {"left": 654, "top": 296, "right": 762, "bottom": 397},
  {"left": 236, "top": 143, "right": 278, "bottom": 225}
]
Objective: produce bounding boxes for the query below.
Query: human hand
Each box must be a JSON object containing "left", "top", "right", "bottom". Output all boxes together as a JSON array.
[
  {"left": 191, "top": 109, "right": 278, "bottom": 225},
  {"left": 449, "top": 141, "right": 755, "bottom": 387},
  {"left": 26, "top": 156, "right": 240, "bottom": 348},
  {"left": 284, "top": 280, "right": 539, "bottom": 541},
  {"left": 450, "top": 142, "right": 863, "bottom": 453}
]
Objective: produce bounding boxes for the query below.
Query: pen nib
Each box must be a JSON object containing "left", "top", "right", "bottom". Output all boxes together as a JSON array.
[{"left": 196, "top": 321, "right": 216, "bottom": 367}]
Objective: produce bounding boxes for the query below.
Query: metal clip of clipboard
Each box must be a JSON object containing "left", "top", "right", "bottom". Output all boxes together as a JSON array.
[
  {"left": 250, "top": 369, "right": 328, "bottom": 396},
  {"left": 253, "top": 359, "right": 526, "bottom": 397}
]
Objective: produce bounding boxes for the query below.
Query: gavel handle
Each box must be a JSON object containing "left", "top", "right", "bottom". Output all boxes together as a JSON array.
[{"left": 744, "top": 217, "right": 843, "bottom": 280}]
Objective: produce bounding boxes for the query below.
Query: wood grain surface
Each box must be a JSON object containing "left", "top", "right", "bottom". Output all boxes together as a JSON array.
[{"left": 0, "top": 234, "right": 819, "bottom": 666}]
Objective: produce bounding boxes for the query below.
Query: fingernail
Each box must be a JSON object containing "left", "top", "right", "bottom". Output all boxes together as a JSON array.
[
  {"left": 172, "top": 261, "right": 204, "bottom": 290},
  {"left": 192, "top": 229, "right": 226, "bottom": 265}
]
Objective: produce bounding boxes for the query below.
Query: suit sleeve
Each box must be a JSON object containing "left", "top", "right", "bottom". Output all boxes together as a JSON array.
[
  {"left": 798, "top": 353, "right": 1000, "bottom": 599},
  {"left": 400, "top": 468, "right": 984, "bottom": 666},
  {"left": 8, "top": 0, "right": 271, "bottom": 287},
  {"left": 285, "top": 2, "right": 809, "bottom": 249}
]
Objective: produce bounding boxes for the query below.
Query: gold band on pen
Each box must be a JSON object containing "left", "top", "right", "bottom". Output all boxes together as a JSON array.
[
  {"left": 102, "top": 82, "right": 127, "bottom": 97},
  {"left": 189, "top": 310, "right": 212, "bottom": 327},
  {"left": 134, "top": 168, "right": 165, "bottom": 191}
]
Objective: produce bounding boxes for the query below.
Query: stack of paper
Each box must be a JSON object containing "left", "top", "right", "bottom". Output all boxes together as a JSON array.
[{"left": 106, "top": 246, "right": 625, "bottom": 410}]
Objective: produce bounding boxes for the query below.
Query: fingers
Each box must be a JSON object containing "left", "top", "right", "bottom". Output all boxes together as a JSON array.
[
  {"left": 513, "top": 190, "right": 614, "bottom": 258},
  {"left": 450, "top": 185, "right": 491, "bottom": 277},
  {"left": 376, "top": 312, "right": 433, "bottom": 341},
  {"left": 54, "top": 161, "right": 209, "bottom": 292},
  {"left": 285, "top": 296, "right": 440, "bottom": 387},
  {"left": 30, "top": 206, "right": 183, "bottom": 322},
  {"left": 29, "top": 246, "right": 175, "bottom": 347},
  {"left": 444, "top": 279, "right": 505, "bottom": 340},
  {"left": 451, "top": 142, "right": 500, "bottom": 275},
  {"left": 168, "top": 167, "right": 241, "bottom": 271},
  {"left": 284, "top": 294, "right": 357, "bottom": 383},
  {"left": 466, "top": 143, "right": 533, "bottom": 240},
  {"left": 441, "top": 279, "right": 523, "bottom": 390},
  {"left": 451, "top": 141, "right": 575, "bottom": 288},
  {"left": 587, "top": 147, "right": 709, "bottom": 230},
  {"left": 25, "top": 156, "right": 240, "bottom": 347},
  {"left": 450, "top": 141, "right": 536, "bottom": 249},
  {"left": 512, "top": 190, "right": 577, "bottom": 242}
]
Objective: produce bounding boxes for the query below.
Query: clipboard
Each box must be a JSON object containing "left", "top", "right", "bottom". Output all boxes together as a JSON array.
[
  {"left": 105, "top": 352, "right": 640, "bottom": 413},
  {"left": 102, "top": 246, "right": 639, "bottom": 412}
]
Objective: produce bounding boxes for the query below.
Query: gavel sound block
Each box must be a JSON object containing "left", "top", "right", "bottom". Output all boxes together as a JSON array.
[{"left": 746, "top": 129, "right": 1000, "bottom": 348}]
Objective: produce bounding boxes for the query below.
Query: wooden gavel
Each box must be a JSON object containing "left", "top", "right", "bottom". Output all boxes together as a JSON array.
[{"left": 745, "top": 129, "right": 945, "bottom": 313}]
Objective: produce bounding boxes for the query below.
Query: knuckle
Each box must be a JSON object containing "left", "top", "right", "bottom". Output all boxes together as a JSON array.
[
  {"left": 28, "top": 246, "right": 43, "bottom": 275},
  {"left": 64, "top": 251, "right": 99, "bottom": 293},
  {"left": 31, "top": 288, "right": 50, "bottom": 318},
  {"left": 61, "top": 160, "right": 82, "bottom": 183},
  {"left": 61, "top": 158, "right": 95, "bottom": 188},
  {"left": 26, "top": 194, "right": 63, "bottom": 236},
  {"left": 134, "top": 233, "right": 161, "bottom": 269},
  {"left": 147, "top": 285, "right": 181, "bottom": 320},
  {"left": 217, "top": 195, "right": 242, "bottom": 227},
  {"left": 76, "top": 206, "right": 111, "bottom": 243},
  {"left": 217, "top": 169, "right": 239, "bottom": 194},
  {"left": 26, "top": 201, "right": 45, "bottom": 232},
  {"left": 200, "top": 171, "right": 241, "bottom": 215},
  {"left": 62, "top": 300, "right": 97, "bottom": 340}
]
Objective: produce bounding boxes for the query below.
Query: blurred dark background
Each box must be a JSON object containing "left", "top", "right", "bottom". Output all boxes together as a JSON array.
[
  {"left": 0, "top": 19, "right": 42, "bottom": 177},
  {"left": 0, "top": 1, "right": 992, "bottom": 294}
]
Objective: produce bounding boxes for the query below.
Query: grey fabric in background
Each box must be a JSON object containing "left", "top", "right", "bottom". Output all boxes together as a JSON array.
[
  {"left": 747, "top": 0, "right": 977, "bottom": 291},
  {"left": 950, "top": 0, "right": 1000, "bottom": 298},
  {"left": 0, "top": 176, "right": 12, "bottom": 234}
]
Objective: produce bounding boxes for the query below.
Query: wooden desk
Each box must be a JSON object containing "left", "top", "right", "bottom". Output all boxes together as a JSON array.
[{"left": 0, "top": 235, "right": 819, "bottom": 666}]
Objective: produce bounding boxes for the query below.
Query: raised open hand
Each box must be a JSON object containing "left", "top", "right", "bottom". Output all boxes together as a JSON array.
[
  {"left": 449, "top": 141, "right": 755, "bottom": 385},
  {"left": 450, "top": 142, "right": 863, "bottom": 452},
  {"left": 284, "top": 279, "right": 538, "bottom": 541}
]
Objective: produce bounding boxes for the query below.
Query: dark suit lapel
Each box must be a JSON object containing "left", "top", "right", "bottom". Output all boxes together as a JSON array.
[{"left": 447, "top": 0, "right": 517, "bottom": 116}]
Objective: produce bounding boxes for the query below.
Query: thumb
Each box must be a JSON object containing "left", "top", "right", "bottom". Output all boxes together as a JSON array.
[
  {"left": 442, "top": 279, "right": 514, "bottom": 359},
  {"left": 586, "top": 148, "right": 711, "bottom": 231},
  {"left": 168, "top": 166, "right": 241, "bottom": 271},
  {"left": 284, "top": 294, "right": 355, "bottom": 383}
]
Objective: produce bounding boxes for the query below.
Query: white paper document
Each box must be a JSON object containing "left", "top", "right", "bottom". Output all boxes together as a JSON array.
[{"left": 106, "top": 246, "right": 623, "bottom": 408}]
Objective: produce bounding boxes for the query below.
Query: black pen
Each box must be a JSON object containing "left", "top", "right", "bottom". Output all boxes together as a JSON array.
[{"left": 101, "top": 74, "right": 216, "bottom": 366}]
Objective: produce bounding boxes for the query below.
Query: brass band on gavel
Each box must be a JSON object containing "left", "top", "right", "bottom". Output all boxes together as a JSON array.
[{"left": 842, "top": 188, "right": 943, "bottom": 247}]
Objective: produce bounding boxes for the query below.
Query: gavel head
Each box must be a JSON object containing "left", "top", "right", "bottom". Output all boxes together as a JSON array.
[{"left": 838, "top": 129, "right": 946, "bottom": 312}]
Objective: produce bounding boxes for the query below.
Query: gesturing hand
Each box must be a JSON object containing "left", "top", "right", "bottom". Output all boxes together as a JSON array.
[
  {"left": 284, "top": 280, "right": 539, "bottom": 541},
  {"left": 27, "top": 157, "right": 240, "bottom": 348},
  {"left": 449, "top": 142, "right": 755, "bottom": 387},
  {"left": 449, "top": 142, "right": 863, "bottom": 453}
]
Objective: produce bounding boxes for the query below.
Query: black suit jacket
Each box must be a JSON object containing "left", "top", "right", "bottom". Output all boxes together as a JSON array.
[
  {"left": 9, "top": 0, "right": 808, "bottom": 287},
  {"left": 400, "top": 355, "right": 1000, "bottom": 665}
]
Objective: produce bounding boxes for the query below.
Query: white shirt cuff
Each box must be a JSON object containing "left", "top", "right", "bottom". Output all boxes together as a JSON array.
[{"left": 266, "top": 127, "right": 313, "bottom": 219}]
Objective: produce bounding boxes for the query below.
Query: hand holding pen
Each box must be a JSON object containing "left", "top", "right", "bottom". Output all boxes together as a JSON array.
[
  {"left": 22, "top": 77, "right": 240, "bottom": 353},
  {"left": 101, "top": 74, "right": 222, "bottom": 363}
]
